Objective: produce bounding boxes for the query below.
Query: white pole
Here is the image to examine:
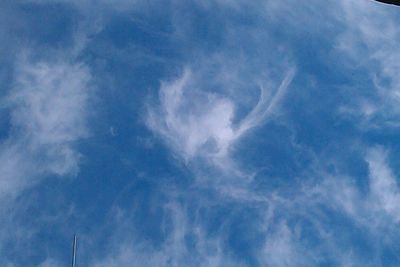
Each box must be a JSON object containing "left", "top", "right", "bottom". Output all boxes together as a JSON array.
[{"left": 72, "top": 235, "right": 77, "bottom": 267}]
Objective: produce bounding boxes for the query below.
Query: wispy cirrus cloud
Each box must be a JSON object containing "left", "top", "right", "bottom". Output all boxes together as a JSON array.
[
  {"left": 97, "top": 1, "right": 400, "bottom": 266},
  {"left": 91, "top": 199, "right": 245, "bottom": 267},
  {"left": 146, "top": 67, "right": 295, "bottom": 169},
  {"left": 92, "top": 144, "right": 400, "bottom": 267},
  {"left": 243, "top": 146, "right": 400, "bottom": 266},
  {"left": 324, "top": 146, "right": 400, "bottom": 227},
  {"left": 2, "top": 0, "right": 400, "bottom": 266},
  {"left": 0, "top": 2, "right": 97, "bottom": 264},
  {"left": 0, "top": 56, "right": 91, "bottom": 199},
  {"left": 0, "top": 54, "right": 92, "bottom": 265},
  {"left": 337, "top": 0, "right": 400, "bottom": 126}
]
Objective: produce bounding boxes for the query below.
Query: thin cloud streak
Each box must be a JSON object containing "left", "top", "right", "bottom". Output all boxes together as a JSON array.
[{"left": 235, "top": 67, "right": 296, "bottom": 142}]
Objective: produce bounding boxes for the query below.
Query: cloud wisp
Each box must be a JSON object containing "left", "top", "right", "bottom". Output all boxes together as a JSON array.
[
  {"left": 338, "top": 0, "right": 400, "bottom": 126},
  {"left": 146, "top": 67, "right": 296, "bottom": 169},
  {"left": 0, "top": 54, "right": 92, "bottom": 266},
  {"left": 0, "top": 57, "right": 91, "bottom": 200},
  {"left": 3, "top": 0, "right": 400, "bottom": 266},
  {"left": 91, "top": 200, "right": 244, "bottom": 267}
]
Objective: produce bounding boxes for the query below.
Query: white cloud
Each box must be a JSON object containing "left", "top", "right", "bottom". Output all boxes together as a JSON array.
[
  {"left": 312, "top": 146, "right": 400, "bottom": 238},
  {"left": 366, "top": 147, "right": 400, "bottom": 223},
  {"left": 0, "top": 55, "right": 92, "bottom": 266},
  {"left": 338, "top": 0, "right": 400, "bottom": 124},
  {"left": 91, "top": 201, "right": 244, "bottom": 267},
  {"left": 261, "top": 221, "right": 311, "bottom": 267},
  {"left": 8, "top": 1, "right": 399, "bottom": 266},
  {"left": 0, "top": 57, "right": 91, "bottom": 200},
  {"left": 147, "top": 67, "right": 295, "bottom": 168},
  {"left": 241, "top": 145, "right": 400, "bottom": 266}
]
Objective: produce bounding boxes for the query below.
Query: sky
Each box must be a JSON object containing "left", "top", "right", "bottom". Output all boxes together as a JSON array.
[{"left": 1, "top": 0, "right": 400, "bottom": 266}]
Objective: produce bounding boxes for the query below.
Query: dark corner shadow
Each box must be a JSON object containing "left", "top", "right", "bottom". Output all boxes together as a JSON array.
[{"left": 374, "top": 0, "right": 400, "bottom": 6}]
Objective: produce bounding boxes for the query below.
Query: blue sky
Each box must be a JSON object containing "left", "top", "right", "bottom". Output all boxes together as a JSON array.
[{"left": 1, "top": 0, "right": 400, "bottom": 266}]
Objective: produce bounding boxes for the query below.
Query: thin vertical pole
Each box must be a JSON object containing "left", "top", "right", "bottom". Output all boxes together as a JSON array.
[{"left": 72, "top": 235, "right": 77, "bottom": 267}]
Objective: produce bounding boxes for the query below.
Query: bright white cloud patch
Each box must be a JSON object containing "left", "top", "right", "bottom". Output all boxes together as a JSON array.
[
  {"left": 147, "top": 67, "right": 295, "bottom": 166},
  {"left": 0, "top": 57, "right": 91, "bottom": 199}
]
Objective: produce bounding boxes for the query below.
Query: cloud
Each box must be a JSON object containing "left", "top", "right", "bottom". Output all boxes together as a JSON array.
[
  {"left": 366, "top": 147, "right": 400, "bottom": 223},
  {"left": 0, "top": 56, "right": 91, "bottom": 200},
  {"left": 337, "top": 0, "right": 400, "bottom": 125},
  {"left": 3, "top": 1, "right": 400, "bottom": 266},
  {"left": 0, "top": 54, "right": 92, "bottom": 265},
  {"left": 105, "top": 1, "right": 400, "bottom": 266},
  {"left": 92, "top": 155, "right": 397, "bottom": 267},
  {"left": 261, "top": 221, "right": 311, "bottom": 267},
  {"left": 246, "top": 147, "right": 400, "bottom": 266},
  {"left": 0, "top": 1, "right": 96, "bottom": 263},
  {"left": 91, "top": 200, "right": 244, "bottom": 267},
  {"left": 146, "top": 67, "right": 295, "bottom": 168},
  {"left": 327, "top": 146, "right": 400, "bottom": 227}
]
